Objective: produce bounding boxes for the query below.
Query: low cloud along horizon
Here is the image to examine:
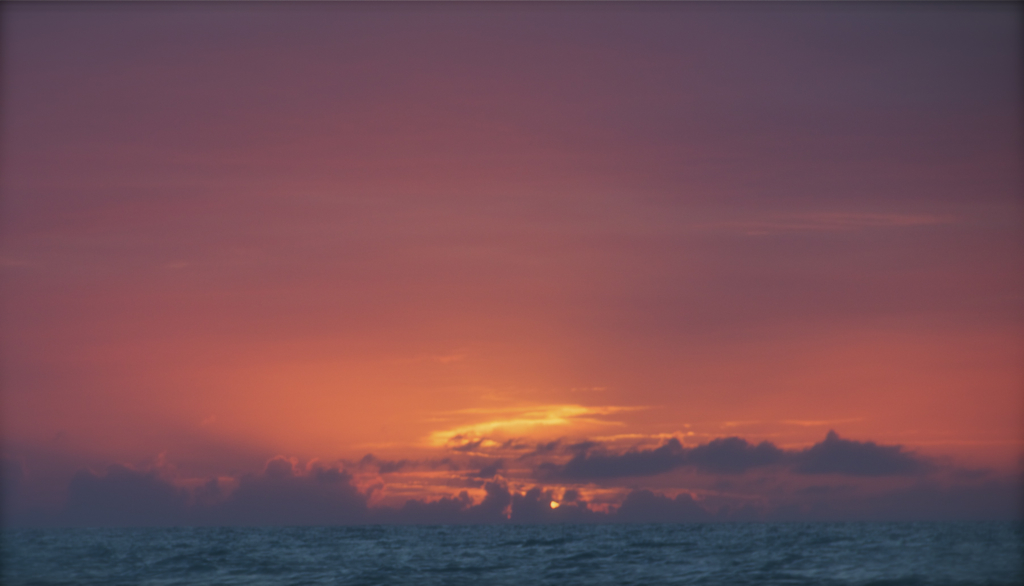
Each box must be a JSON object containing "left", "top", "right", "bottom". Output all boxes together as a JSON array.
[{"left": 4, "top": 430, "right": 1018, "bottom": 527}]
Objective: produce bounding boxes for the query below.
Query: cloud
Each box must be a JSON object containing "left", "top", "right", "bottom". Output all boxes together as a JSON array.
[
  {"left": 464, "top": 480, "right": 513, "bottom": 523},
  {"left": 472, "top": 459, "right": 504, "bottom": 479},
  {"left": 853, "top": 478, "right": 1023, "bottom": 521},
  {"left": 427, "top": 405, "right": 642, "bottom": 450},
  {"left": 447, "top": 436, "right": 489, "bottom": 453},
  {"left": 508, "top": 487, "right": 553, "bottom": 523},
  {"left": 206, "top": 458, "right": 368, "bottom": 526},
  {"left": 62, "top": 465, "right": 189, "bottom": 526},
  {"left": 1, "top": 456, "right": 33, "bottom": 525},
  {"left": 2, "top": 430, "right": 1010, "bottom": 527},
  {"left": 762, "top": 477, "right": 1023, "bottom": 522},
  {"left": 359, "top": 454, "right": 411, "bottom": 474},
  {"left": 371, "top": 481, "right": 600, "bottom": 524},
  {"left": 539, "top": 431, "right": 933, "bottom": 480},
  {"left": 687, "top": 437, "right": 786, "bottom": 474},
  {"left": 518, "top": 440, "right": 563, "bottom": 459},
  {"left": 509, "top": 486, "right": 597, "bottom": 523},
  {"left": 40, "top": 458, "right": 370, "bottom": 527},
  {"left": 378, "top": 480, "right": 513, "bottom": 524},
  {"left": 2, "top": 456, "right": 25, "bottom": 503},
  {"left": 614, "top": 490, "right": 712, "bottom": 523},
  {"left": 556, "top": 438, "right": 687, "bottom": 480},
  {"left": 376, "top": 491, "right": 476, "bottom": 524},
  {"left": 794, "top": 430, "right": 929, "bottom": 476},
  {"left": 545, "top": 436, "right": 783, "bottom": 480}
]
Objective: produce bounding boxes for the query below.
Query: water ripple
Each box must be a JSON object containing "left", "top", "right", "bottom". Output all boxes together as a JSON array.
[{"left": 3, "top": 522, "right": 1021, "bottom": 586}]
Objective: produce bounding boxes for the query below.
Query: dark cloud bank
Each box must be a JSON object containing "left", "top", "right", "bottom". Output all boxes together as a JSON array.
[
  {"left": 3, "top": 433, "right": 1019, "bottom": 527},
  {"left": 545, "top": 430, "right": 929, "bottom": 480}
]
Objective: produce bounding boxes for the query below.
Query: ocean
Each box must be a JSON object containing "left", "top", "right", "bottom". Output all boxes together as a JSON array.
[{"left": 3, "top": 522, "right": 1021, "bottom": 585}]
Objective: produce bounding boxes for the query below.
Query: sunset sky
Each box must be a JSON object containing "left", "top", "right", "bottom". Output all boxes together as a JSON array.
[{"left": 2, "top": 2, "right": 1022, "bottom": 525}]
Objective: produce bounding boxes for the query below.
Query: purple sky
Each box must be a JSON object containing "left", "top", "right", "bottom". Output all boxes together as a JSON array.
[{"left": 2, "top": 2, "right": 1022, "bottom": 526}]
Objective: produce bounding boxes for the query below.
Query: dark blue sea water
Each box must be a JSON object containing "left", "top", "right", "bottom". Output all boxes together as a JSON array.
[{"left": 3, "top": 522, "right": 1021, "bottom": 586}]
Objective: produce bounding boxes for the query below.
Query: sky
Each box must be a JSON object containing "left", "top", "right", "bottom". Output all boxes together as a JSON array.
[{"left": 1, "top": 2, "right": 1022, "bottom": 526}]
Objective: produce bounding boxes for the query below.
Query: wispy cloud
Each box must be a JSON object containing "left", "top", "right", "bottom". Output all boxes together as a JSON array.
[{"left": 426, "top": 404, "right": 645, "bottom": 450}]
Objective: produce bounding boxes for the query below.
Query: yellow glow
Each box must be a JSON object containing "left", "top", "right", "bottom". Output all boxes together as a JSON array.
[
  {"left": 425, "top": 404, "right": 645, "bottom": 447},
  {"left": 549, "top": 501, "right": 560, "bottom": 509}
]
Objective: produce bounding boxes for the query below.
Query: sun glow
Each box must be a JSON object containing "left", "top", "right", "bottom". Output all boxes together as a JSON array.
[{"left": 425, "top": 404, "right": 644, "bottom": 448}]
